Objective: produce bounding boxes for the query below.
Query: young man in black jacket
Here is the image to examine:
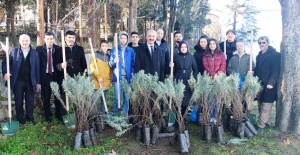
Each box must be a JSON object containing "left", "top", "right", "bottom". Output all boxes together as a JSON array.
[{"left": 36, "top": 32, "right": 62, "bottom": 123}]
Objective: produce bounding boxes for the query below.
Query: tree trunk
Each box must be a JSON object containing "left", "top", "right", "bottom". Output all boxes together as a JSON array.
[
  {"left": 163, "top": 0, "right": 168, "bottom": 41},
  {"left": 37, "top": 0, "right": 44, "bottom": 46},
  {"left": 129, "top": 0, "right": 137, "bottom": 33},
  {"left": 10, "top": 15, "right": 17, "bottom": 47},
  {"left": 276, "top": 0, "right": 300, "bottom": 135},
  {"left": 168, "top": 0, "right": 177, "bottom": 42}
]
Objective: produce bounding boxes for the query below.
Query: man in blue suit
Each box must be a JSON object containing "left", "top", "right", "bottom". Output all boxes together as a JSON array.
[{"left": 2, "top": 34, "right": 40, "bottom": 125}]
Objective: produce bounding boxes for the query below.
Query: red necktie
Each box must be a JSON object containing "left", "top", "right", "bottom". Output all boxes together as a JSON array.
[{"left": 48, "top": 48, "right": 52, "bottom": 74}]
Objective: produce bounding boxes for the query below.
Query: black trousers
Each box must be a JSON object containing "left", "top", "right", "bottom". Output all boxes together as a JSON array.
[
  {"left": 41, "top": 73, "right": 64, "bottom": 121},
  {"left": 13, "top": 81, "right": 35, "bottom": 123}
]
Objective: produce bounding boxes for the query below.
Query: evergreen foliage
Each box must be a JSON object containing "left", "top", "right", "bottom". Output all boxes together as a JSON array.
[
  {"left": 188, "top": 72, "right": 213, "bottom": 125},
  {"left": 50, "top": 73, "right": 103, "bottom": 132}
]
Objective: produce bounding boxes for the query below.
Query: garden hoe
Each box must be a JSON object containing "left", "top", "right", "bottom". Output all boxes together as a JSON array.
[
  {"left": 60, "top": 30, "right": 75, "bottom": 128},
  {"left": 1, "top": 38, "right": 19, "bottom": 135},
  {"left": 166, "top": 33, "right": 176, "bottom": 127},
  {"left": 247, "top": 30, "right": 256, "bottom": 125}
]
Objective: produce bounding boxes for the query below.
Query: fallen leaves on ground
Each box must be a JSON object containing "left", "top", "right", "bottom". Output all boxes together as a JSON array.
[
  {"left": 30, "top": 149, "right": 37, "bottom": 155},
  {"left": 108, "top": 149, "right": 116, "bottom": 155},
  {"left": 283, "top": 138, "right": 291, "bottom": 145}
]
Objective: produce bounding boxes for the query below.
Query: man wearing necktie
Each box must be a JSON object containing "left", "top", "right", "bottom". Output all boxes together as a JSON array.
[
  {"left": 134, "top": 30, "right": 166, "bottom": 82},
  {"left": 2, "top": 34, "right": 40, "bottom": 125},
  {"left": 36, "top": 32, "right": 62, "bottom": 123}
]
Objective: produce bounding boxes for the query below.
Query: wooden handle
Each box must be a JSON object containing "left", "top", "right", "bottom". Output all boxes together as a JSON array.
[
  {"left": 100, "top": 84, "right": 108, "bottom": 112},
  {"left": 114, "top": 33, "right": 121, "bottom": 109},
  {"left": 5, "top": 37, "right": 12, "bottom": 118},
  {"left": 170, "top": 33, "right": 174, "bottom": 78},
  {"left": 61, "top": 30, "right": 69, "bottom": 111},
  {"left": 88, "top": 38, "right": 98, "bottom": 72},
  {"left": 250, "top": 30, "right": 253, "bottom": 71}
]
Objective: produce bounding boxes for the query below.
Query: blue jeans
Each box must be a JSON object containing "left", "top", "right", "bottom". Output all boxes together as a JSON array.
[
  {"left": 113, "top": 81, "right": 129, "bottom": 116},
  {"left": 99, "top": 90, "right": 108, "bottom": 114}
]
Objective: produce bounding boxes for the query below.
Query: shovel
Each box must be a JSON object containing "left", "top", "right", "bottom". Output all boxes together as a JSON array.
[
  {"left": 1, "top": 37, "right": 19, "bottom": 135},
  {"left": 60, "top": 30, "right": 76, "bottom": 128},
  {"left": 113, "top": 33, "right": 125, "bottom": 117},
  {"left": 88, "top": 38, "right": 108, "bottom": 114},
  {"left": 167, "top": 32, "right": 176, "bottom": 127}
]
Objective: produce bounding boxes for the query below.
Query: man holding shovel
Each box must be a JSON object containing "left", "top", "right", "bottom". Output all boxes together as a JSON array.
[
  {"left": 109, "top": 31, "right": 135, "bottom": 116},
  {"left": 2, "top": 34, "right": 40, "bottom": 125},
  {"left": 36, "top": 32, "right": 62, "bottom": 123}
]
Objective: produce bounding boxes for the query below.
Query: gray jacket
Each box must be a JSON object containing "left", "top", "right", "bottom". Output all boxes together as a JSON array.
[{"left": 227, "top": 53, "right": 254, "bottom": 80}]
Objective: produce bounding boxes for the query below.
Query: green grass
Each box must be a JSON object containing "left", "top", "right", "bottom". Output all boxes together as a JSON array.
[{"left": 0, "top": 91, "right": 300, "bottom": 154}]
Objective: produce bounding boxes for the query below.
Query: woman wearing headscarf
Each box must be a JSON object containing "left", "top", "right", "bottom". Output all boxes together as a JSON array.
[{"left": 170, "top": 41, "right": 197, "bottom": 116}]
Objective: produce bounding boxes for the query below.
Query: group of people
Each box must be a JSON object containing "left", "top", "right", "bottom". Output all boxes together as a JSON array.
[{"left": 2, "top": 28, "right": 280, "bottom": 133}]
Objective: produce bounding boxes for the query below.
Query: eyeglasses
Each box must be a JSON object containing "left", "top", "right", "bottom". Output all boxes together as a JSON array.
[{"left": 258, "top": 42, "right": 267, "bottom": 44}]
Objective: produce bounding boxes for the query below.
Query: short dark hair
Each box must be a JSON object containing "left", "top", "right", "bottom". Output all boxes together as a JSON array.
[
  {"left": 65, "top": 30, "right": 76, "bottom": 36},
  {"left": 45, "top": 32, "right": 56, "bottom": 38},
  {"left": 131, "top": 31, "right": 139, "bottom": 36},
  {"left": 206, "top": 38, "right": 221, "bottom": 53},
  {"left": 100, "top": 40, "right": 108, "bottom": 46},
  {"left": 174, "top": 31, "right": 182, "bottom": 37}
]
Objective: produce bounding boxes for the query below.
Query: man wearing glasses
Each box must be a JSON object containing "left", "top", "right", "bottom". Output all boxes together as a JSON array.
[{"left": 249, "top": 36, "right": 280, "bottom": 132}]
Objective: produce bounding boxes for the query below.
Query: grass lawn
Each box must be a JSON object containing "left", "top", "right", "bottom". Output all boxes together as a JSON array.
[{"left": 0, "top": 90, "right": 299, "bottom": 155}]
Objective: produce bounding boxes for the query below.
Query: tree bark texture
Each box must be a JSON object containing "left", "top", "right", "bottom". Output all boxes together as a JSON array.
[
  {"left": 276, "top": 0, "right": 300, "bottom": 135},
  {"left": 163, "top": 0, "right": 168, "bottom": 41},
  {"left": 168, "top": 0, "right": 176, "bottom": 42},
  {"left": 37, "top": 0, "right": 44, "bottom": 46},
  {"left": 129, "top": 0, "right": 137, "bottom": 33}
]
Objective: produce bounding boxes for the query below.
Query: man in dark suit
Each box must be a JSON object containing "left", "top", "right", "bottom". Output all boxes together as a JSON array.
[
  {"left": 36, "top": 32, "right": 62, "bottom": 123},
  {"left": 156, "top": 28, "right": 171, "bottom": 78},
  {"left": 2, "top": 34, "right": 40, "bottom": 125},
  {"left": 134, "top": 29, "right": 166, "bottom": 81},
  {"left": 54, "top": 30, "right": 87, "bottom": 81}
]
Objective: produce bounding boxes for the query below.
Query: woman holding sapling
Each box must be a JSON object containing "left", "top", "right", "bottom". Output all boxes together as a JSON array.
[
  {"left": 170, "top": 41, "right": 197, "bottom": 116},
  {"left": 202, "top": 38, "right": 226, "bottom": 78}
]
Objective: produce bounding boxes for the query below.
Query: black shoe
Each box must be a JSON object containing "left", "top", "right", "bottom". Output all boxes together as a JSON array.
[
  {"left": 31, "top": 121, "right": 37, "bottom": 125},
  {"left": 46, "top": 117, "right": 52, "bottom": 123},
  {"left": 19, "top": 121, "right": 26, "bottom": 125}
]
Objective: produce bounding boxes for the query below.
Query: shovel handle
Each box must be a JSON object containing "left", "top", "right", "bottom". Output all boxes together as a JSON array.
[
  {"left": 61, "top": 30, "right": 69, "bottom": 111},
  {"left": 114, "top": 33, "right": 121, "bottom": 109},
  {"left": 100, "top": 84, "right": 108, "bottom": 112},
  {"left": 5, "top": 37, "right": 12, "bottom": 118}
]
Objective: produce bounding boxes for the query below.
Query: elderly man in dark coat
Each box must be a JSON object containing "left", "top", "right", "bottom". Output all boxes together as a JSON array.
[
  {"left": 250, "top": 36, "right": 280, "bottom": 132},
  {"left": 134, "top": 30, "right": 166, "bottom": 81},
  {"left": 2, "top": 34, "right": 40, "bottom": 125}
]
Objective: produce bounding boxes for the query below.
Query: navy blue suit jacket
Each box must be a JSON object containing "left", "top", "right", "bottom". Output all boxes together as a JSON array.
[{"left": 2, "top": 46, "right": 40, "bottom": 92}]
